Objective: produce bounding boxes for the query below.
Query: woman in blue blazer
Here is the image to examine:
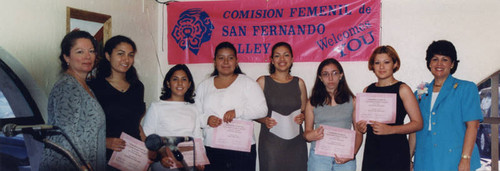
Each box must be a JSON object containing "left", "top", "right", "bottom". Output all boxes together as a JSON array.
[{"left": 410, "top": 40, "right": 483, "bottom": 171}]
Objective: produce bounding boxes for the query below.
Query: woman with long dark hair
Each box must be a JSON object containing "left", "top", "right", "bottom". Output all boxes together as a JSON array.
[
  {"left": 304, "top": 58, "right": 363, "bottom": 171},
  {"left": 89, "top": 35, "right": 146, "bottom": 170}
]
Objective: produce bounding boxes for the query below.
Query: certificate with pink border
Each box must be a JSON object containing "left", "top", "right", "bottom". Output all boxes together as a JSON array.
[
  {"left": 211, "top": 120, "right": 253, "bottom": 152},
  {"left": 355, "top": 93, "right": 397, "bottom": 124},
  {"left": 108, "top": 132, "right": 150, "bottom": 171},
  {"left": 314, "top": 125, "right": 356, "bottom": 158}
]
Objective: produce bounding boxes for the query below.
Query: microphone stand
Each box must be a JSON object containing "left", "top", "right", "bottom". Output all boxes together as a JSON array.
[
  {"left": 171, "top": 147, "right": 190, "bottom": 171},
  {"left": 38, "top": 128, "right": 93, "bottom": 171},
  {"left": 42, "top": 139, "right": 90, "bottom": 171}
]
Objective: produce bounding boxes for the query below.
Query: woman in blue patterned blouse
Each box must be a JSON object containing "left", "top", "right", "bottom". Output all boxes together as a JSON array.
[{"left": 40, "top": 30, "right": 106, "bottom": 171}]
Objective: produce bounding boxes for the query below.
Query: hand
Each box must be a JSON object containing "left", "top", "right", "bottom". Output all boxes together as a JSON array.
[
  {"left": 356, "top": 120, "right": 368, "bottom": 134},
  {"left": 334, "top": 154, "right": 353, "bottom": 164},
  {"left": 223, "top": 110, "right": 236, "bottom": 123},
  {"left": 160, "top": 148, "right": 183, "bottom": 168},
  {"left": 208, "top": 115, "right": 222, "bottom": 128},
  {"left": 294, "top": 113, "right": 305, "bottom": 125},
  {"left": 458, "top": 158, "right": 470, "bottom": 171},
  {"left": 159, "top": 156, "right": 176, "bottom": 168},
  {"left": 307, "top": 126, "right": 324, "bottom": 141},
  {"left": 371, "top": 121, "right": 393, "bottom": 135},
  {"left": 264, "top": 117, "right": 277, "bottom": 129},
  {"left": 106, "top": 137, "right": 126, "bottom": 151},
  {"left": 196, "top": 165, "right": 206, "bottom": 171}
]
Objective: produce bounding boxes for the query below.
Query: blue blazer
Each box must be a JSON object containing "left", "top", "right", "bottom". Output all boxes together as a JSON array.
[{"left": 414, "top": 75, "right": 483, "bottom": 171}]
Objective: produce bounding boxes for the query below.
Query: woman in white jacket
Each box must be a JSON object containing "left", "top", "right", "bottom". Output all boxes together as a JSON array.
[{"left": 195, "top": 42, "right": 267, "bottom": 171}]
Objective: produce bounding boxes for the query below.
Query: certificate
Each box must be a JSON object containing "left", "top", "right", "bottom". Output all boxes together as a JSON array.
[
  {"left": 314, "top": 125, "right": 355, "bottom": 158},
  {"left": 355, "top": 93, "right": 397, "bottom": 124},
  {"left": 269, "top": 109, "right": 301, "bottom": 140},
  {"left": 108, "top": 132, "right": 150, "bottom": 171},
  {"left": 211, "top": 119, "right": 253, "bottom": 152},
  {"left": 171, "top": 138, "right": 210, "bottom": 168}
]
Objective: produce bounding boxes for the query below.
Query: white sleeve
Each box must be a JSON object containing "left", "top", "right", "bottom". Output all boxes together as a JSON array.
[
  {"left": 235, "top": 77, "right": 268, "bottom": 120},
  {"left": 195, "top": 81, "right": 210, "bottom": 128},
  {"left": 141, "top": 102, "right": 157, "bottom": 136},
  {"left": 193, "top": 110, "right": 204, "bottom": 139}
]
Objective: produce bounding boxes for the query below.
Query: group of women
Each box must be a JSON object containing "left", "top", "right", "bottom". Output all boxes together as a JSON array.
[{"left": 40, "top": 30, "right": 483, "bottom": 171}]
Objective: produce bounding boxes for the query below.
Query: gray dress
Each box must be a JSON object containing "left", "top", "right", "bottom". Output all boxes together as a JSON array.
[
  {"left": 311, "top": 98, "right": 353, "bottom": 149},
  {"left": 40, "top": 73, "right": 106, "bottom": 171},
  {"left": 258, "top": 76, "right": 307, "bottom": 171}
]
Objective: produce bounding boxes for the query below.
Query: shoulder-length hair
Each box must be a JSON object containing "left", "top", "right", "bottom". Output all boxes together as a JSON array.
[
  {"left": 160, "top": 64, "right": 195, "bottom": 103},
  {"left": 310, "top": 58, "right": 354, "bottom": 107}
]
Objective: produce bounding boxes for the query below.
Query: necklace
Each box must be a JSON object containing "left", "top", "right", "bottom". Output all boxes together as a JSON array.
[{"left": 107, "top": 79, "right": 129, "bottom": 93}]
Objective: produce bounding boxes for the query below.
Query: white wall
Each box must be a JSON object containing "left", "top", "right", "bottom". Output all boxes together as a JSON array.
[{"left": 1, "top": 0, "right": 500, "bottom": 170}]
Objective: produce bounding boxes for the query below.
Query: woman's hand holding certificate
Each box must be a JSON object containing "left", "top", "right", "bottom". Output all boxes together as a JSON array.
[
  {"left": 211, "top": 119, "right": 253, "bottom": 152},
  {"left": 314, "top": 125, "right": 356, "bottom": 159}
]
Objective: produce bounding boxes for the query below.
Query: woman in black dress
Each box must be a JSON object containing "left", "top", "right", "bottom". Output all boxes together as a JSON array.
[
  {"left": 356, "top": 45, "right": 422, "bottom": 171},
  {"left": 89, "top": 35, "right": 146, "bottom": 171}
]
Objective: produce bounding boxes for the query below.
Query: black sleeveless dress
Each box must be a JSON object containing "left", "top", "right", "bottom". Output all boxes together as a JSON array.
[
  {"left": 362, "top": 82, "right": 411, "bottom": 171},
  {"left": 258, "top": 76, "right": 308, "bottom": 171}
]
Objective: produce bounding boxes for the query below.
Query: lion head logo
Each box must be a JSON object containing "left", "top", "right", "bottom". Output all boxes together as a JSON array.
[{"left": 171, "top": 8, "right": 214, "bottom": 55}]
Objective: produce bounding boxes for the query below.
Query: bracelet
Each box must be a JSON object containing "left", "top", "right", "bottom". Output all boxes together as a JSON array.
[{"left": 461, "top": 155, "right": 471, "bottom": 159}]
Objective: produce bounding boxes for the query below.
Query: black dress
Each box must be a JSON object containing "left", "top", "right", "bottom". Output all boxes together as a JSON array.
[
  {"left": 89, "top": 78, "right": 146, "bottom": 170},
  {"left": 362, "top": 82, "right": 411, "bottom": 171}
]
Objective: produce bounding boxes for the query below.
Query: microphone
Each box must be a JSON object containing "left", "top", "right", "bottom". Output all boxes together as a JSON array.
[
  {"left": 145, "top": 134, "right": 193, "bottom": 151},
  {"left": 2, "top": 123, "right": 57, "bottom": 137}
]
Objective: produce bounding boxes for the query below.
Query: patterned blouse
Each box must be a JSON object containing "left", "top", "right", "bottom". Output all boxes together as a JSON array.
[{"left": 40, "top": 73, "right": 106, "bottom": 171}]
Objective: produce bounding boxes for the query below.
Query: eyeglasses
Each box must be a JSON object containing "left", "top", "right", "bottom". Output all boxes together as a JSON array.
[{"left": 320, "top": 71, "right": 340, "bottom": 78}]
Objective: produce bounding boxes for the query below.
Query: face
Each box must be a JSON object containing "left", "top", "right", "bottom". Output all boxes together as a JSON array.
[
  {"left": 319, "top": 64, "right": 343, "bottom": 92},
  {"left": 167, "top": 70, "right": 191, "bottom": 100},
  {"left": 106, "top": 42, "right": 135, "bottom": 75},
  {"left": 215, "top": 48, "right": 238, "bottom": 76},
  {"left": 429, "top": 54, "right": 454, "bottom": 79},
  {"left": 64, "top": 38, "right": 96, "bottom": 74},
  {"left": 271, "top": 46, "right": 293, "bottom": 72},
  {"left": 372, "top": 53, "right": 397, "bottom": 80}
]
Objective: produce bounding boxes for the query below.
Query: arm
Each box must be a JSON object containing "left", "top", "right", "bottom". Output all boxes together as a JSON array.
[
  {"left": 255, "top": 76, "right": 271, "bottom": 124},
  {"left": 141, "top": 103, "right": 158, "bottom": 137},
  {"left": 293, "top": 78, "right": 308, "bottom": 124},
  {"left": 48, "top": 81, "right": 81, "bottom": 141},
  {"left": 355, "top": 86, "right": 369, "bottom": 133},
  {"left": 409, "top": 132, "right": 416, "bottom": 168},
  {"left": 371, "top": 84, "right": 423, "bottom": 135},
  {"left": 458, "top": 120, "right": 479, "bottom": 171},
  {"left": 195, "top": 83, "right": 212, "bottom": 128},
  {"left": 351, "top": 98, "right": 363, "bottom": 156},
  {"left": 303, "top": 100, "right": 324, "bottom": 142},
  {"left": 233, "top": 77, "right": 268, "bottom": 120}
]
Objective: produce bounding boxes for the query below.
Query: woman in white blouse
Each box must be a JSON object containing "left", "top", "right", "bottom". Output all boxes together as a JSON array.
[
  {"left": 142, "top": 64, "right": 204, "bottom": 171},
  {"left": 195, "top": 42, "right": 267, "bottom": 171}
]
